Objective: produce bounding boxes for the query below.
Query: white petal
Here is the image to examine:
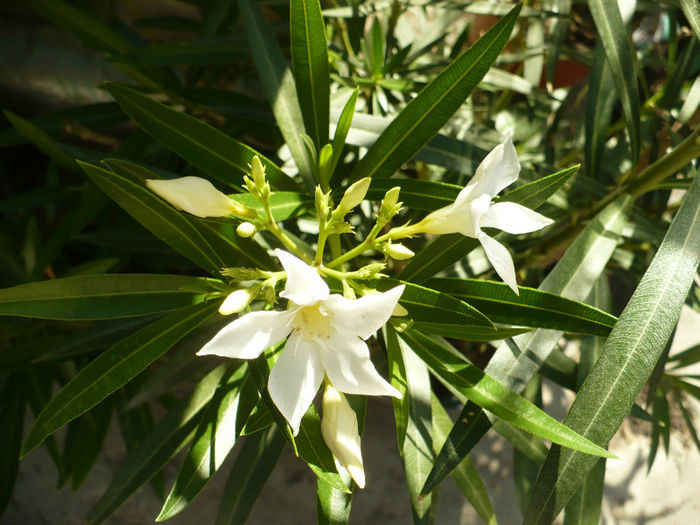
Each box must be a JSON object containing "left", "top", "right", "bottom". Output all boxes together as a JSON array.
[
  {"left": 324, "top": 285, "right": 405, "bottom": 340},
  {"left": 197, "top": 310, "right": 293, "bottom": 359},
  {"left": 268, "top": 331, "right": 325, "bottom": 435},
  {"left": 321, "top": 334, "right": 401, "bottom": 397},
  {"left": 276, "top": 249, "right": 329, "bottom": 306},
  {"left": 146, "top": 177, "right": 237, "bottom": 218},
  {"left": 417, "top": 202, "right": 464, "bottom": 235},
  {"left": 479, "top": 233, "right": 519, "bottom": 295},
  {"left": 480, "top": 202, "right": 554, "bottom": 234},
  {"left": 464, "top": 134, "right": 520, "bottom": 201},
  {"left": 321, "top": 385, "right": 365, "bottom": 488}
]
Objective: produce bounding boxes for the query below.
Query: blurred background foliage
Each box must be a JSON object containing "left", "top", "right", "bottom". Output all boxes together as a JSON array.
[{"left": 0, "top": 0, "right": 699, "bottom": 523}]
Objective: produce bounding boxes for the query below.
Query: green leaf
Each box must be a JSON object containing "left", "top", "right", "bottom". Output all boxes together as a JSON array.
[
  {"left": 375, "top": 280, "right": 491, "bottom": 327},
  {"left": 128, "top": 37, "right": 246, "bottom": 66},
  {"left": 238, "top": 0, "right": 313, "bottom": 185},
  {"left": 80, "top": 161, "right": 224, "bottom": 272},
  {"left": 349, "top": 5, "right": 521, "bottom": 182},
  {"left": 157, "top": 365, "right": 251, "bottom": 521},
  {"left": 231, "top": 191, "right": 313, "bottom": 222},
  {"left": 316, "top": 476, "right": 353, "bottom": 525},
  {"left": 585, "top": 44, "right": 617, "bottom": 182},
  {"left": 562, "top": 458, "right": 606, "bottom": 525},
  {"left": 22, "top": 302, "right": 218, "bottom": 456},
  {"left": 0, "top": 274, "right": 215, "bottom": 320},
  {"left": 88, "top": 364, "right": 230, "bottom": 525},
  {"left": 400, "top": 329, "right": 615, "bottom": 459},
  {"left": 329, "top": 88, "right": 359, "bottom": 181},
  {"left": 425, "top": 278, "right": 617, "bottom": 336},
  {"left": 586, "top": 0, "right": 640, "bottom": 161},
  {"left": 400, "top": 337, "right": 434, "bottom": 523},
  {"left": 399, "top": 165, "right": 577, "bottom": 283},
  {"left": 290, "top": 0, "right": 330, "bottom": 150},
  {"left": 523, "top": 175, "right": 700, "bottom": 524},
  {"left": 680, "top": 0, "right": 700, "bottom": 42},
  {"left": 214, "top": 425, "right": 285, "bottom": 525},
  {"left": 384, "top": 326, "right": 409, "bottom": 451},
  {"left": 105, "top": 83, "right": 298, "bottom": 192},
  {"left": 367, "top": 178, "right": 462, "bottom": 212},
  {"left": 420, "top": 196, "right": 631, "bottom": 494},
  {"left": 101, "top": 158, "right": 274, "bottom": 268},
  {"left": 432, "top": 394, "right": 497, "bottom": 525}
]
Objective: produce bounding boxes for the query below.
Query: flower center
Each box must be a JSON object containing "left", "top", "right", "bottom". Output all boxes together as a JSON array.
[{"left": 293, "top": 302, "right": 334, "bottom": 341}]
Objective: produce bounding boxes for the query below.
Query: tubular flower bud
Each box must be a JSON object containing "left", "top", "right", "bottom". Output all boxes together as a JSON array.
[
  {"left": 219, "top": 289, "right": 254, "bottom": 315},
  {"left": 385, "top": 243, "right": 415, "bottom": 260},
  {"left": 146, "top": 177, "right": 243, "bottom": 218},
  {"left": 236, "top": 222, "right": 257, "bottom": 238},
  {"left": 321, "top": 384, "right": 365, "bottom": 488},
  {"left": 338, "top": 177, "right": 371, "bottom": 213}
]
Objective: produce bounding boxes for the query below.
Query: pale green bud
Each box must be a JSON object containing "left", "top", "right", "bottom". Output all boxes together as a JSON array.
[
  {"left": 236, "top": 222, "right": 257, "bottom": 237},
  {"left": 385, "top": 243, "right": 414, "bottom": 260},
  {"left": 338, "top": 177, "right": 371, "bottom": 213},
  {"left": 357, "top": 263, "right": 386, "bottom": 279},
  {"left": 219, "top": 289, "right": 254, "bottom": 315},
  {"left": 379, "top": 186, "right": 402, "bottom": 223},
  {"left": 315, "top": 186, "right": 330, "bottom": 220},
  {"left": 146, "top": 177, "right": 245, "bottom": 218}
]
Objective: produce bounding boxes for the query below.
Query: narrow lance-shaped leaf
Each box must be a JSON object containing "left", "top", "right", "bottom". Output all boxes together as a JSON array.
[
  {"left": 105, "top": 83, "right": 299, "bottom": 191},
  {"left": 585, "top": 43, "right": 617, "bottom": 182},
  {"left": 102, "top": 158, "right": 274, "bottom": 269},
  {"left": 156, "top": 365, "right": 252, "bottom": 521},
  {"left": 22, "top": 302, "right": 218, "bottom": 456},
  {"left": 421, "top": 196, "right": 631, "bottom": 495},
  {"left": 88, "top": 364, "right": 231, "bottom": 525},
  {"left": 290, "top": 0, "right": 330, "bottom": 150},
  {"left": 215, "top": 425, "right": 285, "bottom": 525},
  {"left": 349, "top": 5, "right": 522, "bottom": 182},
  {"left": 586, "top": 0, "right": 640, "bottom": 161},
  {"left": 400, "top": 335, "right": 434, "bottom": 523},
  {"left": 523, "top": 175, "right": 700, "bottom": 524},
  {"left": 238, "top": 0, "right": 313, "bottom": 186},
  {"left": 80, "top": 161, "right": 224, "bottom": 273},
  {"left": 0, "top": 274, "right": 216, "bottom": 320},
  {"left": 431, "top": 394, "right": 497, "bottom": 525},
  {"left": 680, "top": 0, "right": 700, "bottom": 42},
  {"left": 400, "top": 329, "right": 615, "bottom": 459}
]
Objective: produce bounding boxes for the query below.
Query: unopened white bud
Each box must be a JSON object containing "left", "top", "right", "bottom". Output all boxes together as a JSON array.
[
  {"left": 321, "top": 385, "right": 365, "bottom": 489},
  {"left": 146, "top": 177, "right": 242, "bottom": 218},
  {"left": 385, "top": 243, "right": 414, "bottom": 260},
  {"left": 338, "top": 177, "right": 371, "bottom": 213},
  {"left": 218, "top": 289, "right": 254, "bottom": 315},
  {"left": 236, "top": 222, "right": 256, "bottom": 237}
]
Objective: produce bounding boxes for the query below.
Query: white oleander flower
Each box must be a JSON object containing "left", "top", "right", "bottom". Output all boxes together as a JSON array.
[
  {"left": 321, "top": 384, "right": 365, "bottom": 488},
  {"left": 146, "top": 176, "right": 248, "bottom": 218},
  {"left": 415, "top": 134, "right": 553, "bottom": 294},
  {"left": 198, "top": 249, "right": 403, "bottom": 434}
]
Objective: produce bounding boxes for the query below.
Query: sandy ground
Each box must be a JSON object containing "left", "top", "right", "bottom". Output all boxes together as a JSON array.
[{"left": 4, "top": 307, "right": 700, "bottom": 525}]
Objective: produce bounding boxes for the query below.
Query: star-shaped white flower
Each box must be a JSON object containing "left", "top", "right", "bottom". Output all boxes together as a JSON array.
[
  {"left": 416, "top": 134, "right": 553, "bottom": 294},
  {"left": 198, "top": 249, "right": 403, "bottom": 434}
]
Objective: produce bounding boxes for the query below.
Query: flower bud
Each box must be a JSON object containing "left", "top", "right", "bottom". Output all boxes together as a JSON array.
[
  {"left": 146, "top": 177, "right": 241, "bottom": 218},
  {"left": 338, "top": 177, "right": 371, "bottom": 213},
  {"left": 218, "top": 289, "right": 254, "bottom": 315},
  {"left": 379, "top": 186, "right": 402, "bottom": 223},
  {"left": 357, "top": 263, "right": 386, "bottom": 279},
  {"left": 315, "top": 186, "right": 330, "bottom": 220},
  {"left": 385, "top": 243, "right": 414, "bottom": 260},
  {"left": 236, "top": 222, "right": 257, "bottom": 238},
  {"left": 321, "top": 385, "right": 365, "bottom": 489},
  {"left": 251, "top": 156, "right": 267, "bottom": 188}
]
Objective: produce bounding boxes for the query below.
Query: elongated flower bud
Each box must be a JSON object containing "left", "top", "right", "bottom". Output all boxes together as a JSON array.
[
  {"left": 146, "top": 177, "right": 243, "bottom": 218},
  {"left": 321, "top": 385, "right": 365, "bottom": 488},
  {"left": 219, "top": 289, "right": 254, "bottom": 315},
  {"left": 338, "top": 177, "right": 371, "bottom": 213}
]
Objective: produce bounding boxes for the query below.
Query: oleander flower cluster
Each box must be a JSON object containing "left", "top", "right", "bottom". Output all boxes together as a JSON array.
[{"left": 146, "top": 134, "right": 552, "bottom": 487}]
